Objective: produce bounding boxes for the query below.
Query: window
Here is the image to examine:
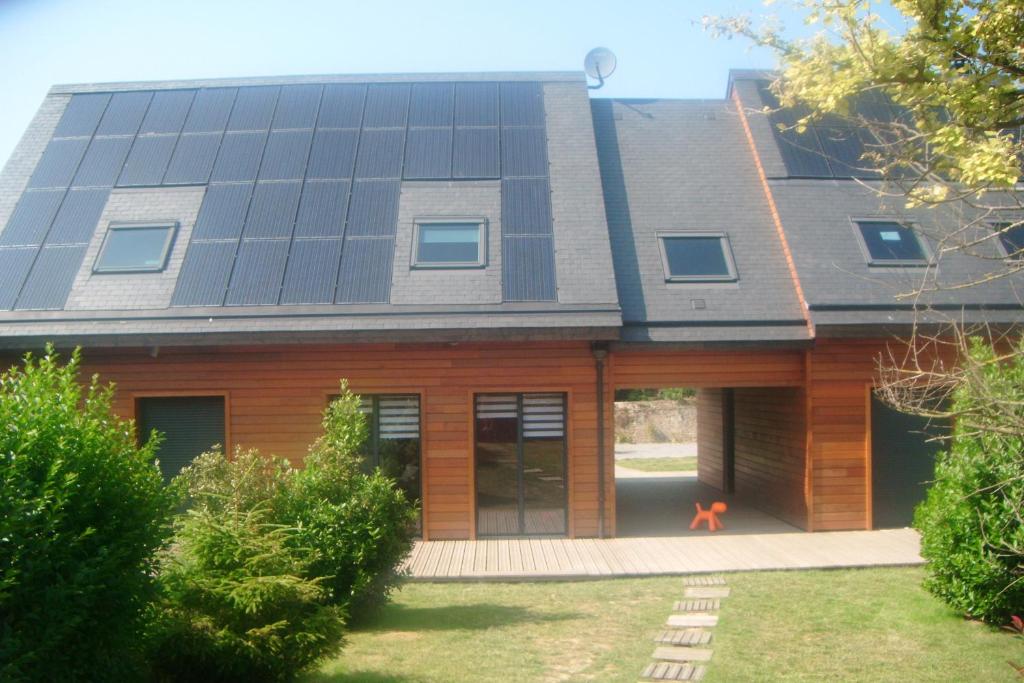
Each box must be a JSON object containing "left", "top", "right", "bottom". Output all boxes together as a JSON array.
[
  {"left": 855, "top": 221, "right": 928, "bottom": 265},
  {"left": 352, "top": 394, "right": 422, "bottom": 512},
  {"left": 94, "top": 223, "right": 177, "bottom": 273},
  {"left": 995, "top": 222, "right": 1024, "bottom": 259},
  {"left": 412, "top": 219, "right": 486, "bottom": 267},
  {"left": 657, "top": 232, "right": 738, "bottom": 282},
  {"left": 137, "top": 395, "right": 225, "bottom": 482}
]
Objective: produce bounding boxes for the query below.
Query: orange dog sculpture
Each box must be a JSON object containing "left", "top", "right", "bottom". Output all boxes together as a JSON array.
[{"left": 690, "top": 501, "right": 728, "bottom": 532}]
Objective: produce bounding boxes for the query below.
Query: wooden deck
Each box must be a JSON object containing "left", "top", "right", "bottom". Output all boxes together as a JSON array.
[{"left": 404, "top": 528, "right": 923, "bottom": 580}]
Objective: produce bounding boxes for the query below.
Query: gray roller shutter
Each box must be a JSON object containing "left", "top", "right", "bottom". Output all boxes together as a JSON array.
[{"left": 139, "top": 396, "right": 226, "bottom": 481}]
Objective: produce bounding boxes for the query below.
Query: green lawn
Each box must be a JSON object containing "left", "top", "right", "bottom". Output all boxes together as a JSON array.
[
  {"left": 618, "top": 457, "right": 697, "bottom": 472},
  {"left": 307, "top": 568, "right": 1024, "bottom": 683}
]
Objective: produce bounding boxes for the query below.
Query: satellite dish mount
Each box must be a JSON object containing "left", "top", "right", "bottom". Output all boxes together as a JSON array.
[{"left": 584, "top": 47, "right": 617, "bottom": 90}]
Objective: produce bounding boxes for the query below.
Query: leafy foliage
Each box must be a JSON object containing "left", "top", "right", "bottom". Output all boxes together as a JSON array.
[
  {"left": 146, "top": 503, "right": 344, "bottom": 682},
  {"left": 914, "top": 338, "right": 1024, "bottom": 624},
  {"left": 0, "top": 347, "right": 175, "bottom": 682}
]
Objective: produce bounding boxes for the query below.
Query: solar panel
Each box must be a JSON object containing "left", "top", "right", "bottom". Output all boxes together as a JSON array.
[
  {"left": 192, "top": 183, "right": 254, "bottom": 240},
  {"left": 500, "top": 82, "right": 545, "bottom": 126},
  {"left": 335, "top": 237, "right": 394, "bottom": 303},
  {"left": 409, "top": 83, "right": 454, "bottom": 127},
  {"left": 117, "top": 134, "right": 177, "bottom": 186},
  {"left": 224, "top": 239, "right": 289, "bottom": 305},
  {"left": 28, "top": 138, "right": 89, "bottom": 189},
  {"left": 71, "top": 136, "right": 133, "bottom": 187},
  {"left": 280, "top": 238, "right": 343, "bottom": 304},
  {"left": 0, "top": 247, "right": 38, "bottom": 309},
  {"left": 306, "top": 129, "right": 358, "bottom": 179},
  {"left": 210, "top": 131, "right": 267, "bottom": 182},
  {"left": 502, "top": 235, "right": 556, "bottom": 301},
  {"left": 500, "top": 127, "right": 547, "bottom": 177},
  {"left": 15, "top": 244, "right": 87, "bottom": 310},
  {"left": 139, "top": 90, "right": 195, "bottom": 134},
  {"left": 95, "top": 91, "right": 153, "bottom": 136},
  {"left": 171, "top": 240, "right": 237, "bottom": 306},
  {"left": 363, "top": 84, "right": 410, "bottom": 128},
  {"left": 47, "top": 188, "right": 109, "bottom": 244},
  {"left": 817, "top": 126, "right": 875, "bottom": 178},
  {"left": 182, "top": 88, "right": 236, "bottom": 133},
  {"left": 163, "top": 132, "right": 221, "bottom": 184},
  {"left": 258, "top": 130, "right": 313, "bottom": 181},
  {"left": 318, "top": 84, "right": 366, "bottom": 128},
  {"left": 242, "top": 181, "right": 301, "bottom": 238},
  {"left": 773, "top": 126, "right": 833, "bottom": 178},
  {"left": 226, "top": 86, "right": 279, "bottom": 131},
  {"left": 403, "top": 128, "right": 452, "bottom": 180},
  {"left": 272, "top": 84, "right": 322, "bottom": 130},
  {"left": 455, "top": 82, "right": 499, "bottom": 126},
  {"left": 453, "top": 127, "right": 499, "bottom": 178},
  {"left": 501, "top": 178, "right": 552, "bottom": 234},
  {"left": 346, "top": 180, "right": 400, "bottom": 236},
  {"left": 53, "top": 93, "right": 110, "bottom": 138},
  {"left": 354, "top": 129, "right": 404, "bottom": 178},
  {"left": 294, "top": 180, "right": 350, "bottom": 238},
  {"left": 0, "top": 189, "right": 65, "bottom": 246}
]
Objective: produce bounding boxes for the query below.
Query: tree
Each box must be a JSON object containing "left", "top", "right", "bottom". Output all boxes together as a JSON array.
[{"left": 705, "top": 0, "right": 1023, "bottom": 623}]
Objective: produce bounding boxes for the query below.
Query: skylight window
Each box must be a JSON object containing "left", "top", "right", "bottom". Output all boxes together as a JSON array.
[
  {"left": 658, "top": 232, "right": 738, "bottom": 282},
  {"left": 855, "top": 221, "right": 928, "bottom": 265},
  {"left": 412, "top": 220, "right": 486, "bottom": 268},
  {"left": 995, "top": 222, "right": 1024, "bottom": 259},
  {"left": 93, "top": 223, "right": 176, "bottom": 273}
]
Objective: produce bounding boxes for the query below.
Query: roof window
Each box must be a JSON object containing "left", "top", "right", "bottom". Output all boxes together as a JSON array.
[
  {"left": 93, "top": 223, "right": 176, "bottom": 273},
  {"left": 855, "top": 221, "right": 928, "bottom": 265},
  {"left": 412, "top": 219, "right": 487, "bottom": 268},
  {"left": 658, "top": 232, "right": 738, "bottom": 282}
]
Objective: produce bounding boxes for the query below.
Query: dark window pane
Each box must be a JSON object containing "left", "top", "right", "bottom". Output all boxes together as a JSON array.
[
  {"left": 662, "top": 236, "right": 733, "bottom": 278},
  {"left": 416, "top": 223, "right": 480, "bottom": 263},
  {"left": 95, "top": 226, "right": 174, "bottom": 272},
  {"left": 998, "top": 223, "right": 1024, "bottom": 258},
  {"left": 475, "top": 394, "right": 519, "bottom": 537},
  {"left": 858, "top": 222, "right": 926, "bottom": 262}
]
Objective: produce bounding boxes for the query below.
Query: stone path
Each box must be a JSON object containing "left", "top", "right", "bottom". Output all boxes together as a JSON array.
[{"left": 639, "top": 575, "right": 730, "bottom": 682}]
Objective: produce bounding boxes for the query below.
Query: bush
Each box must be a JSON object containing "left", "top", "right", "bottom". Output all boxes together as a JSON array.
[
  {"left": 914, "top": 339, "right": 1024, "bottom": 624},
  {"left": 0, "top": 347, "right": 175, "bottom": 682},
  {"left": 284, "top": 387, "right": 418, "bottom": 620},
  {"left": 145, "top": 502, "right": 344, "bottom": 683}
]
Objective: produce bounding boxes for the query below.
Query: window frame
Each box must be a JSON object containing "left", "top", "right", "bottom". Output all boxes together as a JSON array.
[
  {"left": 852, "top": 218, "right": 931, "bottom": 267},
  {"left": 93, "top": 221, "right": 178, "bottom": 274},
  {"left": 656, "top": 231, "right": 739, "bottom": 283},
  {"left": 411, "top": 217, "right": 487, "bottom": 269}
]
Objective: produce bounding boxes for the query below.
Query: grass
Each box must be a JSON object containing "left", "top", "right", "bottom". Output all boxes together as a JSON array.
[
  {"left": 306, "top": 567, "right": 1024, "bottom": 682},
  {"left": 617, "top": 457, "right": 697, "bottom": 472}
]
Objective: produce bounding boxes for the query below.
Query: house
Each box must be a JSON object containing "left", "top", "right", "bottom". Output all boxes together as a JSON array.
[{"left": 0, "top": 70, "right": 1019, "bottom": 539}]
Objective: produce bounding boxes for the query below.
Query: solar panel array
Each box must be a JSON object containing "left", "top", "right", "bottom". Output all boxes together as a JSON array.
[
  {"left": 757, "top": 82, "right": 891, "bottom": 180},
  {"left": 0, "top": 80, "right": 558, "bottom": 311}
]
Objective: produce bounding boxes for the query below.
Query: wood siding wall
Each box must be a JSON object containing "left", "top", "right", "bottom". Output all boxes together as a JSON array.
[
  {"left": 733, "top": 387, "right": 808, "bottom": 529},
  {"left": 696, "top": 389, "right": 725, "bottom": 490},
  {"left": 70, "top": 341, "right": 605, "bottom": 541}
]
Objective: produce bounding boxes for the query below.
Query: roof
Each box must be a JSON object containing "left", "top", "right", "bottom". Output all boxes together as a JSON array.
[
  {"left": 591, "top": 97, "right": 809, "bottom": 344},
  {"left": 0, "top": 71, "right": 620, "bottom": 345}
]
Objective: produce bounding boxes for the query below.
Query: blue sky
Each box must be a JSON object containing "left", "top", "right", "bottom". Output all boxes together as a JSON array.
[{"left": 0, "top": 0, "right": 905, "bottom": 164}]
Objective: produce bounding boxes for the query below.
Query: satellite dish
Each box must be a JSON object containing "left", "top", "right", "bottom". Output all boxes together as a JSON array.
[{"left": 584, "top": 47, "right": 617, "bottom": 89}]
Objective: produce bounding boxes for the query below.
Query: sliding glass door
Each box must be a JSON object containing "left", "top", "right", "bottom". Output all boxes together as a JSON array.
[{"left": 475, "top": 393, "right": 567, "bottom": 536}]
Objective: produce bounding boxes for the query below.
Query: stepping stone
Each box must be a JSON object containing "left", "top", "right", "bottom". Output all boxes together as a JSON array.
[
  {"left": 673, "top": 598, "right": 719, "bottom": 612},
  {"left": 667, "top": 614, "right": 718, "bottom": 628},
  {"left": 684, "top": 586, "right": 730, "bottom": 599},
  {"left": 682, "top": 576, "right": 726, "bottom": 587},
  {"left": 652, "top": 646, "right": 713, "bottom": 663},
  {"left": 640, "top": 661, "right": 707, "bottom": 681},
  {"left": 655, "top": 629, "right": 712, "bottom": 646}
]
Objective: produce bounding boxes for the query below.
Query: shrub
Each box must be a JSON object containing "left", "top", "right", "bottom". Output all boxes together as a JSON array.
[
  {"left": 914, "top": 339, "right": 1024, "bottom": 624},
  {"left": 284, "top": 386, "right": 418, "bottom": 620},
  {"left": 0, "top": 347, "right": 175, "bottom": 682},
  {"left": 145, "top": 502, "right": 344, "bottom": 683}
]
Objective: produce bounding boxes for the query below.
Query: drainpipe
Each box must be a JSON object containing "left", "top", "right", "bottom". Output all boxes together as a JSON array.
[{"left": 592, "top": 342, "right": 609, "bottom": 538}]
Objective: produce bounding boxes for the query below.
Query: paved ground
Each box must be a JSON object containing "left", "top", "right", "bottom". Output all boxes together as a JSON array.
[
  {"left": 404, "top": 528, "right": 923, "bottom": 580},
  {"left": 616, "top": 442, "right": 697, "bottom": 460}
]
